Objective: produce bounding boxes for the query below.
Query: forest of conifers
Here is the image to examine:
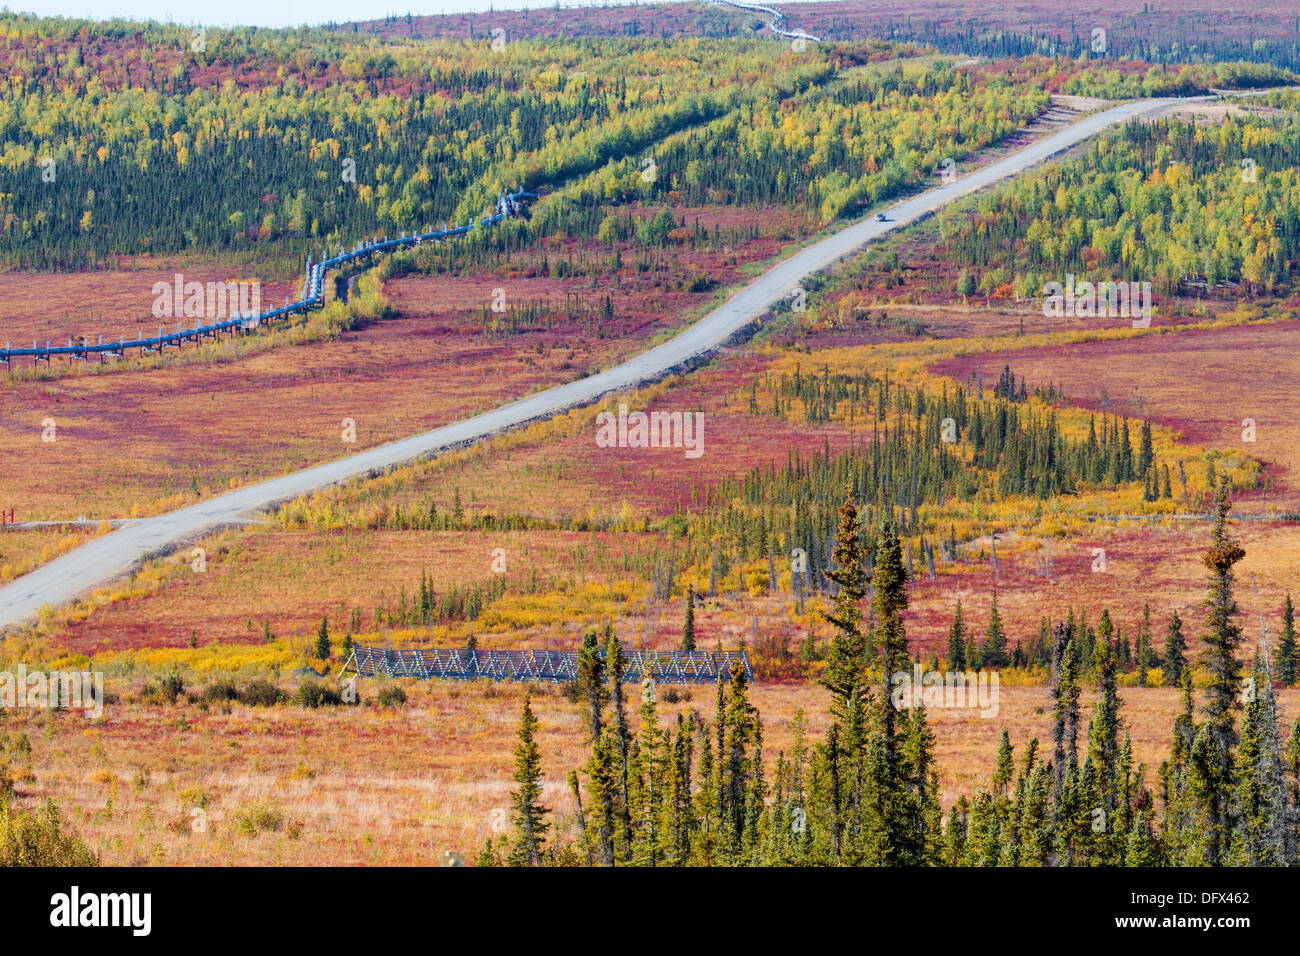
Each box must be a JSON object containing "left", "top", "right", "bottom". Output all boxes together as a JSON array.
[
  {"left": 0, "top": 12, "right": 1293, "bottom": 271},
  {"left": 479, "top": 485, "right": 1299, "bottom": 866},
  {"left": 938, "top": 114, "right": 1300, "bottom": 295}
]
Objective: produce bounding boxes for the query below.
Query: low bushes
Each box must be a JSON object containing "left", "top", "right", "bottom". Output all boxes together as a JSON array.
[
  {"left": 295, "top": 681, "right": 343, "bottom": 708},
  {"left": 0, "top": 799, "right": 99, "bottom": 865}
]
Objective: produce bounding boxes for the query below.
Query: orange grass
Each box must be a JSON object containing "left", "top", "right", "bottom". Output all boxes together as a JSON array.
[
  {"left": 5, "top": 680, "right": 1298, "bottom": 865},
  {"left": 45, "top": 527, "right": 664, "bottom": 653}
]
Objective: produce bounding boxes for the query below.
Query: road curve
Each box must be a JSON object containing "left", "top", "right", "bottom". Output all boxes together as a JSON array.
[{"left": 0, "top": 94, "right": 1201, "bottom": 631}]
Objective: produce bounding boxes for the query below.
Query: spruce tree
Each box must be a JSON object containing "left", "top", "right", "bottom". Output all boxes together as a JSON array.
[
  {"left": 787, "top": 710, "right": 810, "bottom": 863},
  {"left": 821, "top": 489, "right": 869, "bottom": 718},
  {"left": 630, "top": 685, "right": 666, "bottom": 866},
  {"left": 1230, "top": 653, "right": 1289, "bottom": 865},
  {"left": 944, "top": 797, "right": 968, "bottom": 865},
  {"left": 947, "top": 600, "right": 967, "bottom": 670},
  {"left": 585, "top": 732, "right": 619, "bottom": 866},
  {"left": 870, "top": 519, "right": 912, "bottom": 863},
  {"left": 1086, "top": 635, "right": 1121, "bottom": 810},
  {"left": 576, "top": 629, "right": 615, "bottom": 865},
  {"left": 1050, "top": 622, "right": 1081, "bottom": 795},
  {"left": 1138, "top": 419, "right": 1154, "bottom": 477},
  {"left": 1017, "top": 760, "right": 1053, "bottom": 866},
  {"left": 682, "top": 584, "right": 697, "bottom": 652},
  {"left": 665, "top": 713, "right": 695, "bottom": 865},
  {"left": 963, "top": 790, "right": 1003, "bottom": 866},
  {"left": 1277, "top": 594, "right": 1297, "bottom": 686},
  {"left": 1187, "top": 723, "right": 1231, "bottom": 865},
  {"left": 1200, "top": 480, "right": 1246, "bottom": 758},
  {"left": 992, "top": 728, "right": 1013, "bottom": 797},
  {"left": 314, "top": 616, "right": 330, "bottom": 660},
  {"left": 577, "top": 629, "right": 606, "bottom": 743},
  {"left": 872, "top": 520, "right": 910, "bottom": 742},
  {"left": 1125, "top": 787, "right": 1163, "bottom": 866},
  {"left": 1285, "top": 719, "right": 1300, "bottom": 864},
  {"left": 606, "top": 628, "right": 632, "bottom": 851},
  {"left": 692, "top": 713, "right": 719, "bottom": 865},
  {"left": 567, "top": 769, "right": 592, "bottom": 865},
  {"left": 1134, "top": 611, "right": 1151, "bottom": 686},
  {"left": 1159, "top": 670, "right": 1200, "bottom": 863},
  {"left": 898, "top": 705, "right": 943, "bottom": 861},
  {"left": 982, "top": 594, "right": 1008, "bottom": 668},
  {"left": 1163, "top": 609, "right": 1187, "bottom": 685},
  {"left": 507, "top": 693, "right": 550, "bottom": 866},
  {"left": 720, "top": 661, "right": 759, "bottom": 860}
]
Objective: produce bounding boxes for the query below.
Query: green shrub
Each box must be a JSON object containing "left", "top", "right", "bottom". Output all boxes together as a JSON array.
[
  {"left": 376, "top": 685, "right": 407, "bottom": 708},
  {"left": 295, "top": 681, "right": 342, "bottom": 708},
  {"left": 200, "top": 680, "right": 240, "bottom": 703},
  {"left": 233, "top": 800, "right": 284, "bottom": 837},
  {"left": 0, "top": 799, "right": 99, "bottom": 865},
  {"left": 178, "top": 786, "right": 210, "bottom": 810},
  {"left": 158, "top": 674, "right": 184, "bottom": 704},
  {"left": 239, "top": 680, "right": 284, "bottom": 707}
]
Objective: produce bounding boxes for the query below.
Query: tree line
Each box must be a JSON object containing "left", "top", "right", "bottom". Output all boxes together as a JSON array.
[
  {"left": 688, "top": 365, "right": 1192, "bottom": 594},
  {"left": 938, "top": 114, "right": 1300, "bottom": 297},
  {"left": 483, "top": 481, "right": 1300, "bottom": 865}
]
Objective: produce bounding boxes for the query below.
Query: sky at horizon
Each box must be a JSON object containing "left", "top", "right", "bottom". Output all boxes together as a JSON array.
[{"left": 3, "top": 0, "right": 747, "bottom": 29}]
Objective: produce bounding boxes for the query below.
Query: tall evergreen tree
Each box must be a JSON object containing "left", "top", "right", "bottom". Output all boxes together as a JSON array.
[
  {"left": 606, "top": 627, "right": 633, "bottom": 852},
  {"left": 577, "top": 629, "right": 606, "bottom": 743},
  {"left": 1159, "top": 670, "right": 1200, "bottom": 864},
  {"left": 872, "top": 519, "right": 910, "bottom": 746},
  {"left": 982, "top": 594, "right": 1008, "bottom": 668},
  {"left": 1180, "top": 483, "right": 1247, "bottom": 866},
  {"left": 1230, "top": 653, "right": 1289, "bottom": 865},
  {"left": 720, "top": 661, "right": 760, "bottom": 860},
  {"left": 821, "top": 489, "right": 869, "bottom": 718},
  {"left": 898, "top": 705, "right": 943, "bottom": 860},
  {"left": 314, "top": 616, "right": 331, "bottom": 660},
  {"left": 1138, "top": 419, "right": 1154, "bottom": 477},
  {"left": 629, "top": 683, "right": 666, "bottom": 866},
  {"left": 871, "top": 519, "right": 913, "bottom": 863},
  {"left": 585, "top": 732, "right": 619, "bottom": 867},
  {"left": 1050, "top": 622, "right": 1081, "bottom": 796},
  {"left": 947, "top": 600, "right": 967, "bottom": 670},
  {"left": 682, "top": 584, "right": 697, "bottom": 652},
  {"left": 992, "top": 728, "right": 1014, "bottom": 797},
  {"left": 664, "top": 713, "right": 695, "bottom": 865},
  {"left": 1086, "top": 634, "right": 1121, "bottom": 812},
  {"left": 1200, "top": 480, "right": 1246, "bottom": 758},
  {"left": 576, "top": 629, "right": 615, "bottom": 865},
  {"left": 692, "top": 712, "right": 719, "bottom": 866},
  {"left": 1277, "top": 594, "right": 1297, "bottom": 687},
  {"left": 507, "top": 693, "right": 550, "bottom": 866},
  {"left": 1163, "top": 609, "right": 1187, "bottom": 685}
]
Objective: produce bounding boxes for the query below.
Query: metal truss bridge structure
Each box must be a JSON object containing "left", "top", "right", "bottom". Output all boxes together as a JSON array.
[{"left": 339, "top": 642, "right": 754, "bottom": 685}]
